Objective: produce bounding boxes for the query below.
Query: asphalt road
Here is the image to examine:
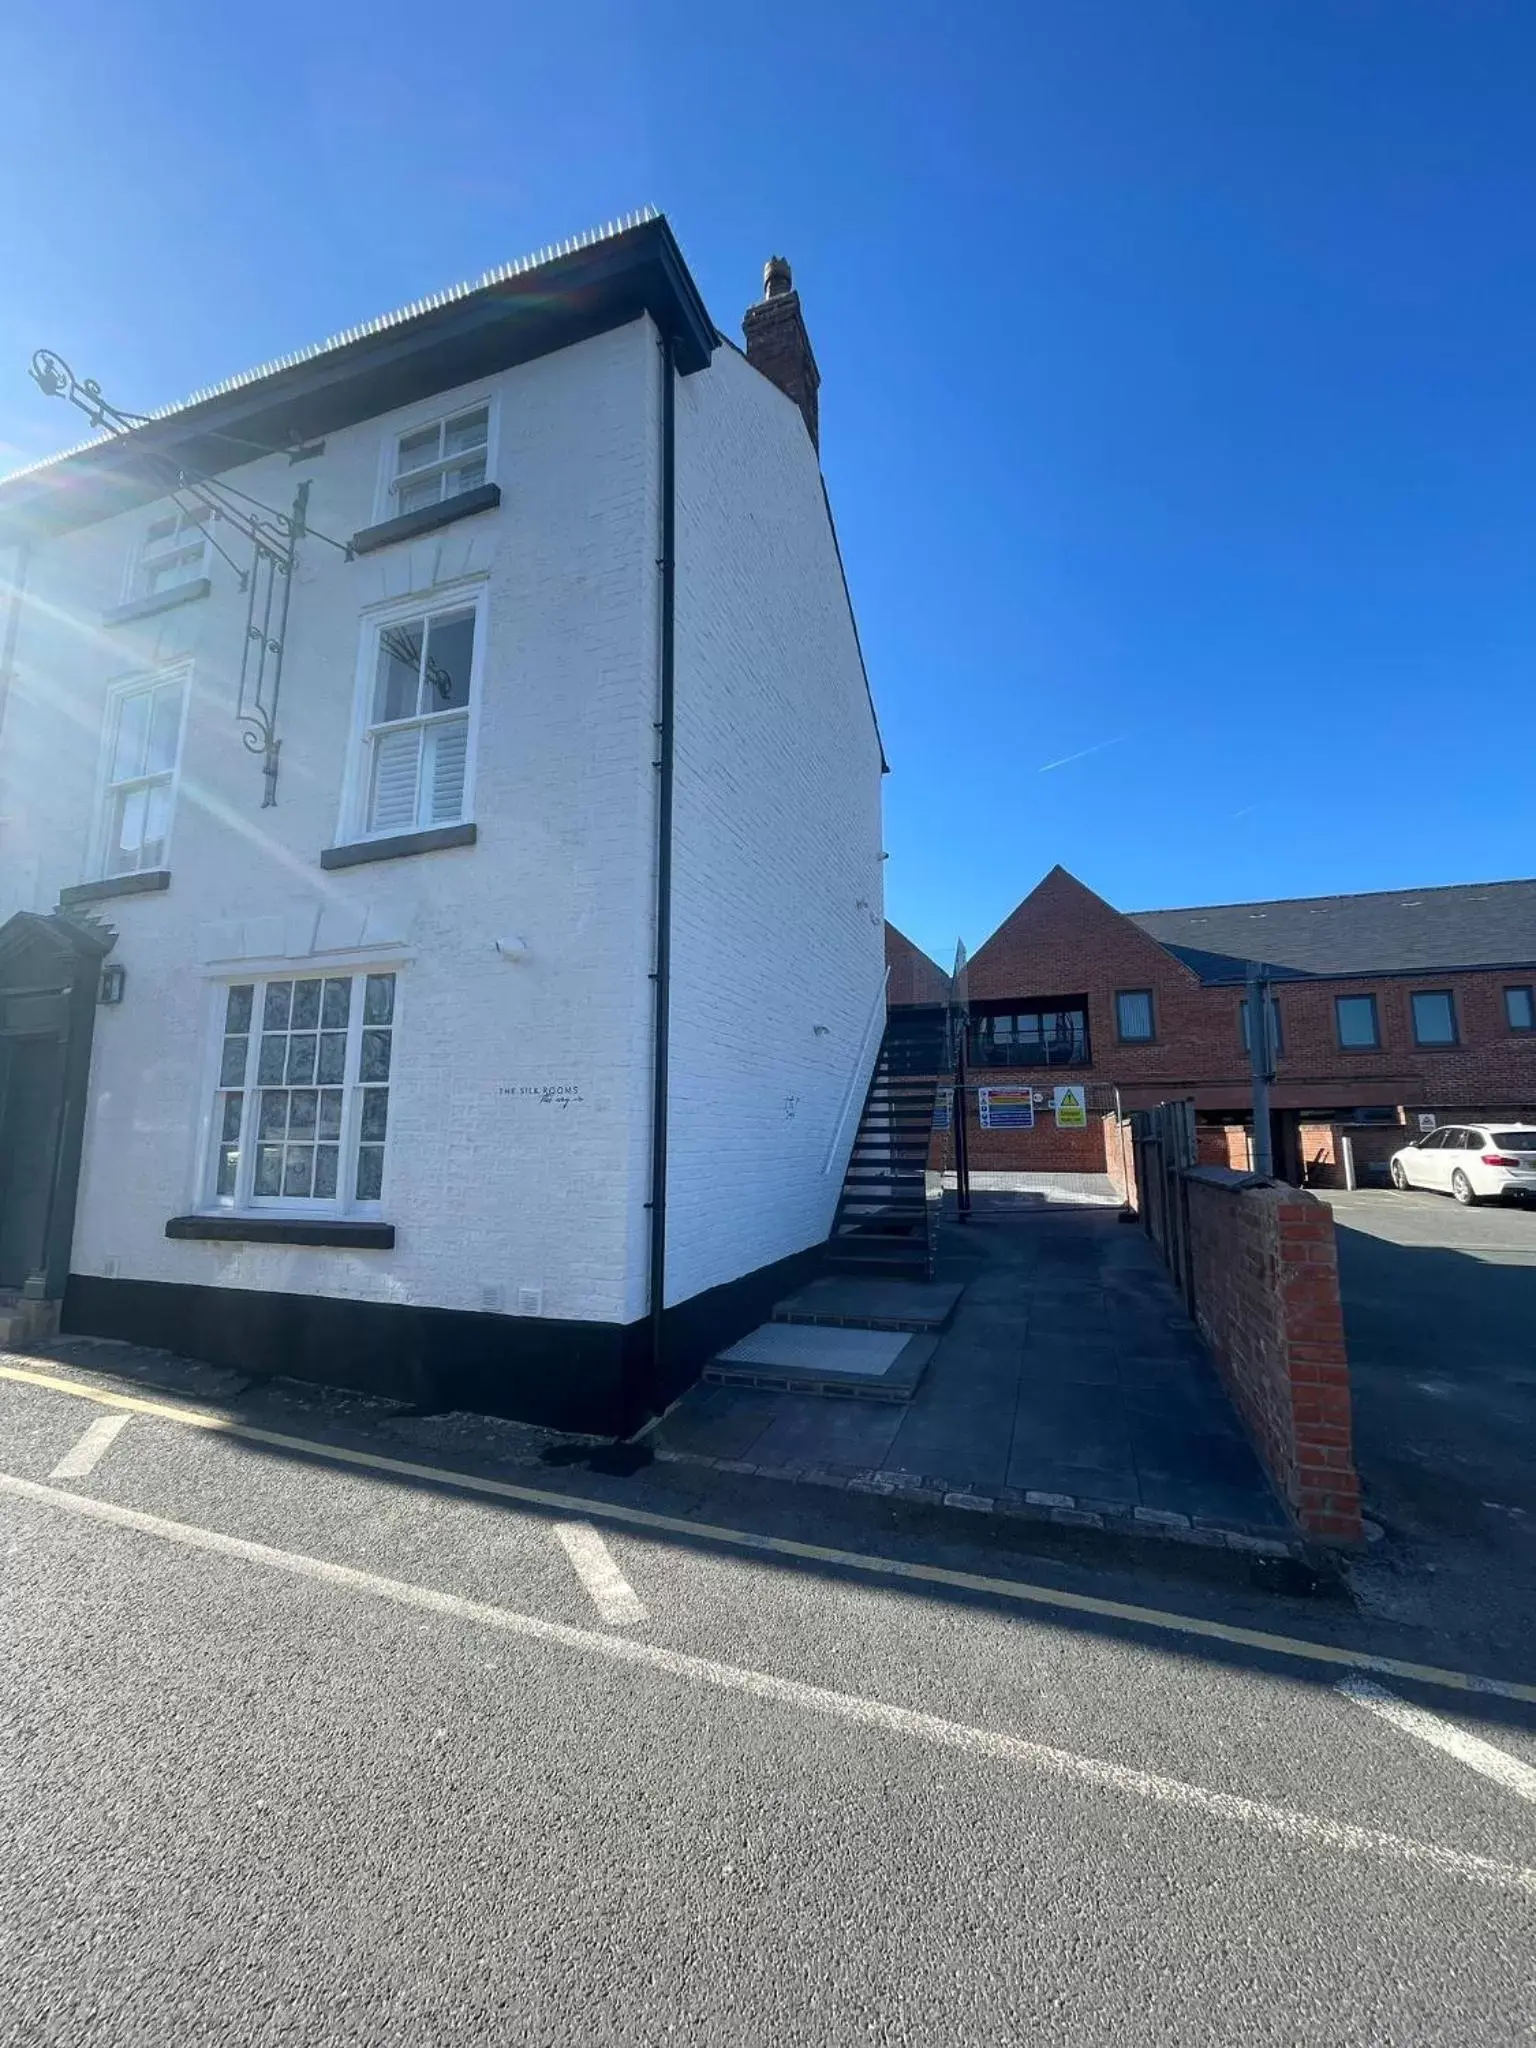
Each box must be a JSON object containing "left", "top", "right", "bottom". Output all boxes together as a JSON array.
[
  {"left": 4, "top": 1357, "right": 1536, "bottom": 2045},
  {"left": 1327, "top": 1189, "right": 1536, "bottom": 1651}
]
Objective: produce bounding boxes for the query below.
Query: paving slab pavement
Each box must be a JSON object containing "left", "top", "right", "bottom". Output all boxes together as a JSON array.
[{"left": 653, "top": 1204, "right": 1293, "bottom": 1549}]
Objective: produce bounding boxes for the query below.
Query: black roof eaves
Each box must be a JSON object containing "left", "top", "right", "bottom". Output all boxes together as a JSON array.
[
  {"left": 1170, "top": 952, "right": 1536, "bottom": 986},
  {"left": 0, "top": 215, "right": 716, "bottom": 541},
  {"left": 1128, "top": 875, "right": 1536, "bottom": 921}
]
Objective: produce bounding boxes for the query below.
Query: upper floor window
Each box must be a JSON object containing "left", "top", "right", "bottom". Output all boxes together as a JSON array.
[
  {"left": 971, "top": 1001, "right": 1090, "bottom": 1068},
  {"left": 1114, "top": 990, "right": 1155, "bottom": 1043},
  {"left": 352, "top": 596, "right": 482, "bottom": 838},
  {"left": 1504, "top": 986, "right": 1534, "bottom": 1034},
  {"left": 1335, "top": 994, "right": 1380, "bottom": 1050},
  {"left": 100, "top": 672, "right": 187, "bottom": 877},
  {"left": 208, "top": 970, "right": 396, "bottom": 1210},
  {"left": 132, "top": 505, "right": 211, "bottom": 601},
  {"left": 390, "top": 405, "right": 490, "bottom": 516},
  {"left": 1410, "top": 989, "right": 1458, "bottom": 1047}
]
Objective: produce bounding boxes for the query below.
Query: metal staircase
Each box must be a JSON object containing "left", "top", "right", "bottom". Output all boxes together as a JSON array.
[{"left": 825, "top": 1008, "right": 951, "bottom": 1278}]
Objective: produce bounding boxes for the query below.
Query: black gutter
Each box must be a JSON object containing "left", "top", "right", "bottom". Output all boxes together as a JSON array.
[{"left": 646, "top": 330, "right": 678, "bottom": 1416}]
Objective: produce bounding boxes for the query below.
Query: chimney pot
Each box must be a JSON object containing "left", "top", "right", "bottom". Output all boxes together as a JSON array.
[{"left": 763, "top": 255, "right": 793, "bottom": 300}]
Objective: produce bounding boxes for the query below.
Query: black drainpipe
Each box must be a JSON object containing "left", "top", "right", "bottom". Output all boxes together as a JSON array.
[{"left": 645, "top": 332, "right": 678, "bottom": 1419}]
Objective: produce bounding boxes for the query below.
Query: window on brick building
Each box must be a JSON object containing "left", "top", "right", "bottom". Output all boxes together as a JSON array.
[
  {"left": 1505, "top": 986, "right": 1534, "bottom": 1034},
  {"left": 1239, "top": 996, "right": 1284, "bottom": 1056},
  {"left": 1335, "top": 995, "right": 1380, "bottom": 1049},
  {"left": 206, "top": 971, "right": 396, "bottom": 1210},
  {"left": 970, "top": 1000, "right": 1089, "bottom": 1067},
  {"left": 1114, "top": 990, "right": 1155, "bottom": 1043},
  {"left": 1410, "top": 990, "right": 1458, "bottom": 1047}
]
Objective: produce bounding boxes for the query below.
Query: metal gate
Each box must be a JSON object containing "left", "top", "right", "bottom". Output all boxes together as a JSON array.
[{"left": 1129, "top": 1100, "right": 1198, "bottom": 1310}]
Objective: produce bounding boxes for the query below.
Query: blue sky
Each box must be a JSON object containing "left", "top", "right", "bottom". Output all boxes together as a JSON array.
[{"left": 2, "top": 0, "right": 1533, "bottom": 964}]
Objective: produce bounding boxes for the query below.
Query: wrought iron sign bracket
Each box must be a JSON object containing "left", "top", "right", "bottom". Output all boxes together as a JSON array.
[{"left": 29, "top": 349, "right": 355, "bottom": 808}]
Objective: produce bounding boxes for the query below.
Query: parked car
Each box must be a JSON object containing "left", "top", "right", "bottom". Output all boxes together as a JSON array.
[{"left": 1390, "top": 1125, "right": 1536, "bottom": 1204}]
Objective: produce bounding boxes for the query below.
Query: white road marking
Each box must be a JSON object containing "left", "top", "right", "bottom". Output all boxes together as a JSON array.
[
  {"left": 5, "top": 1471, "right": 1536, "bottom": 1897},
  {"left": 5, "top": 1363, "right": 1536, "bottom": 1712},
  {"left": 553, "top": 1520, "right": 649, "bottom": 1626},
  {"left": 1338, "top": 1677, "right": 1536, "bottom": 1806},
  {"left": 47, "top": 1412, "right": 130, "bottom": 1482}
]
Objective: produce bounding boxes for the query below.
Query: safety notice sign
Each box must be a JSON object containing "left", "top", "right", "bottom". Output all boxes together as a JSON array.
[
  {"left": 1052, "top": 1084, "right": 1087, "bottom": 1129},
  {"left": 978, "top": 1087, "right": 1035, "bottom": 1130}
]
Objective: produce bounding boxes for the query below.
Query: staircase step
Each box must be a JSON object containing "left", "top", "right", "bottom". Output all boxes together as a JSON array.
[{"left": 772, "top": 1276, "right": 965, "bottom": 1332}]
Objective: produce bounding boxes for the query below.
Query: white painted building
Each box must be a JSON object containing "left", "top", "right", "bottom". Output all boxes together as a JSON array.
[{"left": 0, "top": 214, "right": 887, "bottom": 1431}]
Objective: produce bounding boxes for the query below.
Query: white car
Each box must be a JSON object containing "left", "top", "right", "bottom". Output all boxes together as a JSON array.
[{"left": 1390, "top": 1124, "right": 1536, "bottom": 1205}]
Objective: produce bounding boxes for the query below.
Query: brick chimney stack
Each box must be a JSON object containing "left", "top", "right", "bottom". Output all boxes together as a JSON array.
[{"left": 741, "top": 256, "right": 821, "bottom": 452}]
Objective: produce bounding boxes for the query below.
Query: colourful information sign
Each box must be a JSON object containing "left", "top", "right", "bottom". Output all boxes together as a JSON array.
[{"left": 979, "top": 1087, "right": 1035, "bottom": 1130}]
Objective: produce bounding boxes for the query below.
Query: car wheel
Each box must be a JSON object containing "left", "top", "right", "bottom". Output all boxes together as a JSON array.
[
  {"left": 1451, "top": 1170, "right": 1479, "bottom": 1206},
  {"left": 1390, "top": 1159, "right": 1409, "bottom": 1189}
]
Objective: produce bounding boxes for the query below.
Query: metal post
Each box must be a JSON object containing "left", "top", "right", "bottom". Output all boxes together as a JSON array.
[
  {"left": 953, "top": 1018, "right": 972, "bottom": 1221},
  {"left": 950, "top": 937, "right": 971, "bottom": 1221},
  {"left": 1247, "top": 961, "right": 1274, "bottom": 1179}
]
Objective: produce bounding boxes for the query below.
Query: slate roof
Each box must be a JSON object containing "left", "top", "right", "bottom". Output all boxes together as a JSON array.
[{"left": 1130, "top": 879, "right": 1536, "bottom": 982}]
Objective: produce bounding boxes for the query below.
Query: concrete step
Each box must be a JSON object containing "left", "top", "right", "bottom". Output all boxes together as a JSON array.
[
  {"left": 773, "top": 1276, "right": 965, "bottom": 1333},
  {"left": 704, "top": 1323, "right": 938, "bottom": 1402}
]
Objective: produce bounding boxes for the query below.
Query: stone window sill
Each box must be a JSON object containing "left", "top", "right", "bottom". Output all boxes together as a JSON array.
[
  {"left": 320, "top": 822, "right": 476, "bottom": 870},
  {"left": 349, "top": 483, "right": 501, "bottom": 556},
  {"left": 59, "top": 869, "right": 171, "bottom": 908},
  {"left": 101, "top": 579, "right": 211, "bottom": 627},
  {"left": 166, "top": 1215, "right": 395, "bottom": 1249}
]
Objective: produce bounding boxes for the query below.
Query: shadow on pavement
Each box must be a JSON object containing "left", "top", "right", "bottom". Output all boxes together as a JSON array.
[{"left": 1334, "top": 1215, "right": 1536, "bottom": 1622}]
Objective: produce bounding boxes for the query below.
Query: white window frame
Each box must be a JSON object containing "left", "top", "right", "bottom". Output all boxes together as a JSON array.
[
  {"left": 126, "top": 503, "right": 212, "bottom": 602},
  {"left": 342, "top": 584, "right": 487, "bottom": 843},
  {"left": 92, "top": 665, "right": 192, "bottom": 880},
  {"left": 197, "top": 967, "right": 401, "bottom": 1217},
  {"left": 375, "top": 393, "right": 498, "bottom": 523}
]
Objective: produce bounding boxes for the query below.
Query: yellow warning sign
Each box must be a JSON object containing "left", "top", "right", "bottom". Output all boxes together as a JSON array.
[{"left": 1053, "top": 1084, "right": 1087, "bottom": 1129}]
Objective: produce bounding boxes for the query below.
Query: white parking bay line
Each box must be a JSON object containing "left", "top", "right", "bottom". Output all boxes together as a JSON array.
[
  {"left": 1338, "top": 1677, "right": 1536, "bottom": 1806},
  {"left": 553, "top": 1520, "right": 649, "bottom": 1627},
  {"left": 5, "top": 1470, "right": 1536, "bottom": 1896},
  {"left": 48, "top": 1412, "right": 130, "bottom": 1482}
]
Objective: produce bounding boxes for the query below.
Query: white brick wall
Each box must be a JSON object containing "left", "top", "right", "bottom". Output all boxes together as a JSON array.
[
  {"left": 0, "top": 315, "right": 885, "bottom": 1335},
  {"left": 1, "top": 319, "right": 662, "bottom": 1326},
  {"left": 664, "top": 345, "right": 886, "bottom": 1307}
]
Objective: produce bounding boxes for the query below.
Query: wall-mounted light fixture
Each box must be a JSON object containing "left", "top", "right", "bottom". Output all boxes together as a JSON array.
[
  {"left": 495, "top": 936, "right": 529, "bottom": 962},
  {"left": 98, "top": 964, "right": 126, "bottom": 1005}
]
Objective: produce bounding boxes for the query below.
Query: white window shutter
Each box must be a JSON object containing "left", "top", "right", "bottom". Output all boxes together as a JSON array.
[
  {"left": 426, "top": 717, "right": 468, "bottom": 824},
  {"left": 369, "top": 727, "right": 421, "bottom": 832}
]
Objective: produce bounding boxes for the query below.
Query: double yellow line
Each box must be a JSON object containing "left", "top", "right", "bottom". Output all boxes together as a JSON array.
[{"left": 5, "top": 1358, "right": 1533, "bottom": 1706}]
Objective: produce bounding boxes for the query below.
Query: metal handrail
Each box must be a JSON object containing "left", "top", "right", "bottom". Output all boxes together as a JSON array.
[{"left": 822, "top": 965, "right": 891, "bottom": 1175}]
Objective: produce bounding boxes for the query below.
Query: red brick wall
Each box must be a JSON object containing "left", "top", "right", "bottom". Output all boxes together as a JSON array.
[
  {"left": 1297, "top": 1123, "right": 1339, "bottom": 1187},
  {"left": 961, "top": 1090, "right": 1109, "bottom": 1173},
  {"left": 1198, "top": 1124, "right": 1253, "bottom": 1170},
  {"left": 965, "top": 867, "right": 1536, "bottom": 1121},
  {"left": 1104, "top": 1112, "right": 1136, "bottom": 1207},
  {"left": 1184, "top": 1178, "right": 1363, "bottom": 1544},
  {"left": 885, "top": 923, "right": 950, "bottom": 1008}
]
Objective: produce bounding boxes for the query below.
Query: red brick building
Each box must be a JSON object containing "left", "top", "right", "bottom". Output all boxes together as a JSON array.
[{"left": 891, "top": 867, "right": 1536, "bottom": 1189}]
